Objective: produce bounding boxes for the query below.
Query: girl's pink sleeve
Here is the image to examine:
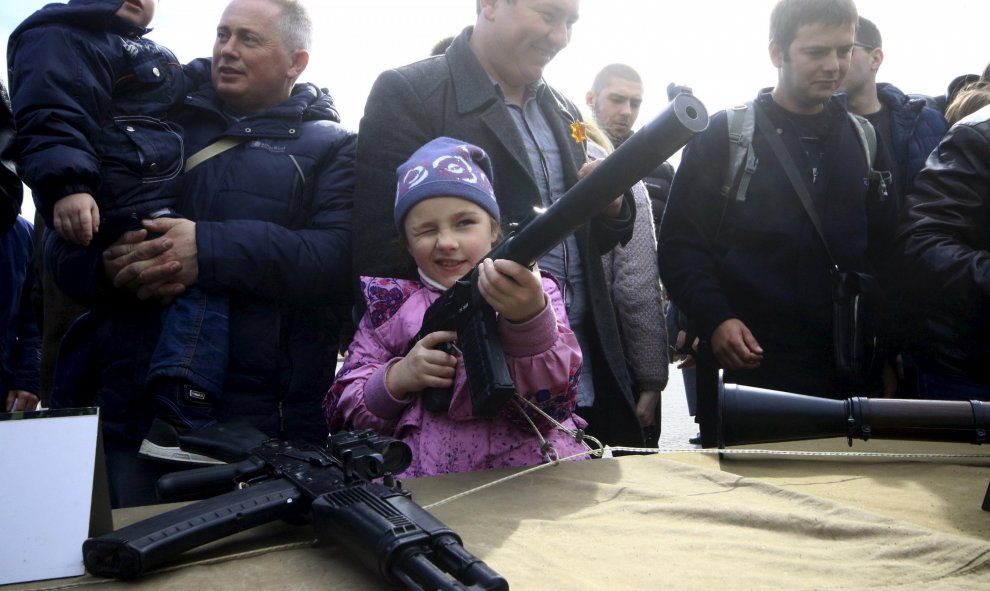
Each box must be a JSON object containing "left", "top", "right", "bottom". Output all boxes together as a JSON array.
[
  {"left": 497, "top": 277, "right": 581, "bottom": 426},
  {"left": 324, "top": 315, "right": 411, "bottom": 434}
]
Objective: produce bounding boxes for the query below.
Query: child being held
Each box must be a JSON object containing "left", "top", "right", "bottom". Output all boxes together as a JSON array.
[
  {"left": 8, "top": 0, "right": 225, "bottom": 463},
  {"left": 324, "top": 137, "right": 591, "bottom": 478}
]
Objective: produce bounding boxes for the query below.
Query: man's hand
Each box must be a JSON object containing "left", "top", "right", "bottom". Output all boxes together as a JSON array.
[
  {"left": 635, "top": 389, "right": 661, "bottom": 427},
  {"left": 386, "top": 331, "right": 458, "bottom": 400},
  {"left": 53, "top": 192, "right": 100, "bottom": 246},
  {"left": 103, "top": 218, "right": 198, "bottom": 300},
  {"left": 577, "top": 160, "right": 624, "bottom": 217},
  {"left": 6, "top": 389, "right": 39, "bottom": 412},
  {"left": 711, "top": 318, "right": 763, "bottom": 370}
]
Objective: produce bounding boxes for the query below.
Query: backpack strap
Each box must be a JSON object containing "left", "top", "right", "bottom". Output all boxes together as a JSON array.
[
  {"left": 847, "top": 112, "right": 876, "bottom": 167},
  {"left": 721, "top": 101, "right": 757, "bottom": 201},
  {"left": 846, "top": 112, "right": 891, "bottom": 199}
]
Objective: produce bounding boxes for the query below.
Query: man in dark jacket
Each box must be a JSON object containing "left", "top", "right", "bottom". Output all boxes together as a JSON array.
[
  {"left": 837, "top": 16, "right": 949, "bottom": 397},
  {"left": 47, "top": 0, "right": 355, "bottom": 507},
  {"left": 351, "top": 0, "right": 642, "bottom": 448},
  {"left": 839, "top": 16, "right": 948, "bottom": 202},
  {"left": 2, "top": 216, "right": 40, "bottom": 413},
  {"left": 892, "top": 106, "right": 990, "bottom": 401},
  {"left": 658, "top": 0, "right": 895, "bottom": 399}
]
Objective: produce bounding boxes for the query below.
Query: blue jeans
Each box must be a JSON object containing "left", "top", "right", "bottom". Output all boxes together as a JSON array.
[
  {"left": 147, "top": 285, "right": 229, "bottom": 398},
  {"left": 916, "top": 369, "right": 990, "bottom": 402}
]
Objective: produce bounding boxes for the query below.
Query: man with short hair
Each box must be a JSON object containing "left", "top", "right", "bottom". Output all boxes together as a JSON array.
[
  {"left": 838, "top": 17, "right": 948, "bottom": 397},
  {"left": 586, "top": 63, "right": 668, "bottom": 444},
  {"left": 839, "top": 16, "right": 948, "bottom": 203},
  {"left": 586, "top": 63, "right": 643, "bottom": 147},
  {"left": 352, "top": 0, "right": 644, "bottom": 448},
  {"left": 658, "top": 0, "right": 896, "bottom": 399},
  {"left": 46, "top": 0, "right": 356, "bottom": 506}
]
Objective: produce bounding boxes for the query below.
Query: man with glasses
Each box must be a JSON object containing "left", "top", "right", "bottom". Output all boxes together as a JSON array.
[
  {"left": 839, "top": 16, "right": 948, "bottom": 397},
  {"left": 840, "top": 16, "right": 948, "bottom": 202}
]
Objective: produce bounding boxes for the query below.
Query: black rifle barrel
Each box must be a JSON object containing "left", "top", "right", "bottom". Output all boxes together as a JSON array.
[
  {"left": 717, "top": 376, "right": 990, "bottom": 447},
  {"left": 487, "top": 91, "right": 708, "bottom": 267}
]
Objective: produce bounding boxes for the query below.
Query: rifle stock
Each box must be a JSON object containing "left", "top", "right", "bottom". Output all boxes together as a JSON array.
[
  {"left": 413, "top": 91, "right": 710, "bottom": 417},
  {"left": 84, "top": 479, "right": 303, "bottom": 579}
]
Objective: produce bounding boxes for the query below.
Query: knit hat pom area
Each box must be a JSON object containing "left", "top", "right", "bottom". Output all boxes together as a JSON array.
[{"left": 394, "top": 136, "right": 500, "bottom": 228}]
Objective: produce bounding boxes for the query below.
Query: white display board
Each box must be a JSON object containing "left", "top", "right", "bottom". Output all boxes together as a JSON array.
[{"left": 0, "top": 408, "right": 103, "bottom": 585}]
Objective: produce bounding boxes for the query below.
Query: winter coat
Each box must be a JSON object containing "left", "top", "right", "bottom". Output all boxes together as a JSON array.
[
  {"left": 174, "top": 81, "right": 355, "bottom": 442},
  {"left": 590, "top": 143, "right": 668, "bottom": 395},
  {"left": 352, "top": 26, "right": 643, "bottom": 447},
  {"left": 7, "top": 0, "right": 187, "bottom": 234},
  {"left": 325, "top": 273, "right": 588, "bottom": 478},
  {"left": 893, "top": 106, "right": 990, "bottom": 384},
  {"left": 47, "top": 82, "right": 355, "bottom": 444},
  {"left": 876, "top": 83, "right": 949, "bottom": 196},
  {"left": 0, "top": 216, "right": 39, "bottom": 397}
]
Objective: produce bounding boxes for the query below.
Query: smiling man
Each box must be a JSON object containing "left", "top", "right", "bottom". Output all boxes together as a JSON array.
[
  {"left": 43, "top": 0, "right": 356, "bottom": 507},
  {"left": 658, "top": 0, "right": 897, "bottom": 400},
  {"left": 351, "top": 0, "right": 645, "bottom": 449}
]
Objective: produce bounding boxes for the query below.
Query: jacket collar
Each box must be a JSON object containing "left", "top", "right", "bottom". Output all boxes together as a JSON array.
[
  {"left": 445, "top": 27, "right": 584, "bottom": 185},
  {"left": 447, "top": 27, "right": 501, "bottom": 116},
  {"left": 185, "top": 82, "right": 338, "bottom": 137}
]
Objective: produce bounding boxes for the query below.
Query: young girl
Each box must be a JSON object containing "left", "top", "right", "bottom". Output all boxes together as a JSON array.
[{"left": 324, "top": 137, "right": 591, "bottom": 478}]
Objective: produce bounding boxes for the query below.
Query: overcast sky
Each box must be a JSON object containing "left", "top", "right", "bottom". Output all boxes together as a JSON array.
[{"left": 2, "top": 0, "right": 987, "bottom": 221}]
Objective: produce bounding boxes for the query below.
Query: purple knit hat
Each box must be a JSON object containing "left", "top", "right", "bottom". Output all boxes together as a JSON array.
[{"left": 394, "top": 137, "right": 499, "bottom": 229}]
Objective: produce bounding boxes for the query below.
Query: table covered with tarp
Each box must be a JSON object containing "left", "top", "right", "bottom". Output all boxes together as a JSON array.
[{"left": 7, "top": 438, "right": 990, "bottom": 590}]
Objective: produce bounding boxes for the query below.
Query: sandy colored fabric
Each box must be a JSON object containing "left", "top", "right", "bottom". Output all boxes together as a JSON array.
[{"left": 10, "top": 445, "right": 990, "bottom": 590}]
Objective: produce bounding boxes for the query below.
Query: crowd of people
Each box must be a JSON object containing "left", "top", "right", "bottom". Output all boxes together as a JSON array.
[{"left": 2, "top": 0, "right": 989, "bottom": 508}]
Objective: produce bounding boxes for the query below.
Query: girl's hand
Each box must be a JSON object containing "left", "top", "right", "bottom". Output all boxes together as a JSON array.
[
  {"left": 477, "top": 258, "right": 546, "bottom": 323},
  {"left": 385, "top": 330, "right": 458, "bottom": 400}
]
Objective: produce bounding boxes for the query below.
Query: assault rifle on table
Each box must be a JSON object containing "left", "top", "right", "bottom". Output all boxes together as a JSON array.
[
  {"left": 412, "top": 91, "right": 710, "bottom": 417},
  {"left": 711, "top": 372, "right": 990, "bottom": 512},
  {"left": 82, "top": 424, "right": 508, "bottom": 590}
]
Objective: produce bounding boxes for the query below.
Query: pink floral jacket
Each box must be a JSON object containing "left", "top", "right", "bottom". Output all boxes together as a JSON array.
[{"left": 324, "top": 274, "right": 589, "bottom": 478}]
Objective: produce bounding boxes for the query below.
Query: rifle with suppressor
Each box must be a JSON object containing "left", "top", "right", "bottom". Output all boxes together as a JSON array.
[
  {"left": 711, "top": 372, "right": 990, "bottom": 511},
  {"left": 412, "top": 91, "right": 709, "bottom": 417},
  {"left": 82, "top": 424, "right": 508, "bottom": 590}
]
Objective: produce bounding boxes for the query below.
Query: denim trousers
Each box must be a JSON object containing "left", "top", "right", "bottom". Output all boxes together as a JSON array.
[{"left": 146, "top": 285, "right": 229, "bottom": 398}]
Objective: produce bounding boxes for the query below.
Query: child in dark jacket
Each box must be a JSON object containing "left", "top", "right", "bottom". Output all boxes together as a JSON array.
[
  {"left": 325, "top": 137, "right": 590, "bottom": 478},
  {"left": 7, "top": 0, "right": 226, "bottom": 463}
]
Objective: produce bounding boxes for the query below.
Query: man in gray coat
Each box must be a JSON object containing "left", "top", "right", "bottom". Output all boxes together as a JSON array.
[{"left": 351, "top": 0, "right": 643, "bottom": 448}]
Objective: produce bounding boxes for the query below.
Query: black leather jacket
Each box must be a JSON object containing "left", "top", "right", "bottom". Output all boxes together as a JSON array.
[{"left": 893, "top": 106, "right": 990, "bottom": 383}]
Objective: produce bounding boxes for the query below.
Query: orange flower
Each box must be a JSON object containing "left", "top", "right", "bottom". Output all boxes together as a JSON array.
[{"left": 570, "top": 121, "right": 587, "bottom": 144}]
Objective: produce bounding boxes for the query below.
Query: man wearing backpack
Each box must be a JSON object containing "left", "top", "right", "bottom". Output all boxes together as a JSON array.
[
  {"left": 657, "top": 0, "right": 897, "bottom": 399},
  {"left": 838, "top": 17, "right": 948, "bottom": 397},
  {"left": 839, "top": 17, "right": 948, "bottom": 206}
]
